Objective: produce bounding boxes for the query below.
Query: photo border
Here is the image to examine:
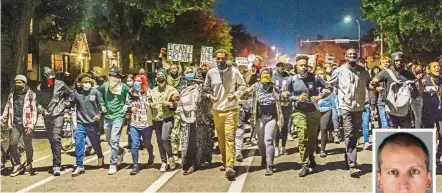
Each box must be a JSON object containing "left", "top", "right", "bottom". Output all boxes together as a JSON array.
[{"left": 372, "top": 129, "right": 437, "bottom": 193}]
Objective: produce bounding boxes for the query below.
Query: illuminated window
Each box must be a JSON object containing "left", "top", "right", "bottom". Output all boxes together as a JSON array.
[
  {"left": 51, "top": 54, "right": 63, "bottom": 73},
  {"left": 27, "top": 53, "right": 33, "bottom": 71},
  {"left": 29, "top": 18, "right": 33, "bottom": 35}
]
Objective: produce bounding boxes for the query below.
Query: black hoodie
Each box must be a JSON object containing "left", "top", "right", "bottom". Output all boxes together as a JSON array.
[{"left": 36, "top": 67, "right": 73, "bottom": 117}]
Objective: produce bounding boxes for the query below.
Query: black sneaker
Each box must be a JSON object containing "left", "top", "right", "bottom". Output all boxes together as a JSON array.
[
  {"left": 130, "top": 166, "right": 140, "bottom": 175},
  {"left": 265, "top": 165, "right": 273, "bottom": 176},
  {"left": 298, "top": 166, "right": 309, "bottom": 177},
  {"left": 147, "top": 156, "right": 155, "bottom": 167}
]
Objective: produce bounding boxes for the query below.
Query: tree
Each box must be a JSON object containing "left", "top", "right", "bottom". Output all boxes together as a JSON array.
[
  {"left": 230, "top": 24, "right": 273, "bottom": 62},
  {"left": 95, "top": 0, "right": 214, "bottom": 73},
  {"left": 311, "top": 42, "right": 346, "bottom": 64},
  {"left": 362, "top": 0, "right": 442, "bottom": 63}
]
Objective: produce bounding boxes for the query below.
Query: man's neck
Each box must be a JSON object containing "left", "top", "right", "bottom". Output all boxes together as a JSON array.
[{"left": 159, "top": 83, "right": 167, "bottom": 89}]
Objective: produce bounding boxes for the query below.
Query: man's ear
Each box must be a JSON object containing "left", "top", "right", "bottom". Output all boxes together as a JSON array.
[
  {"left": 376, "top": 172, "right": 383, "bottom": 190},
  {"left": 426, "top": 171, "right": 432, "bottom": 189}
]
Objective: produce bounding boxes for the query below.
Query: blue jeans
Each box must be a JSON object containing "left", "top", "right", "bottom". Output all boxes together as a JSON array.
[
  {"left": 129, "top": 127, "right": 154, "bottom": 167},
  {"left": 104, "top": 118, "right": 124, "bottom": 165},
  {"left": 74, "top": 123, "right": 103, "bottom": 166},
  {"left": 377, "top": 105, "right": 389, "bottom": 129},
  {"left": 361, "top": 104, "right": 370, "bottom": 144}
]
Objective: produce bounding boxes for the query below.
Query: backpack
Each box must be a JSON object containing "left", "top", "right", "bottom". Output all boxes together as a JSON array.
[{"left": 384, "top": 69, "right": 411, "bottom": 117}]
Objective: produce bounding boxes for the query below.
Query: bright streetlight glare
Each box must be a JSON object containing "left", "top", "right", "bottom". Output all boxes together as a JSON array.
[
  {"left": 344, "top": 16, "right": 352, "bottom": 23},
  {"left": 271, "top": 46, "right": 276, "bottom": 51}
]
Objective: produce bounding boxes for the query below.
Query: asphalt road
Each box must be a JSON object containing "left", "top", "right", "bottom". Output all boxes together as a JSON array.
[{"left": 1, "top": 127, "right": 441, "bottom": 192}]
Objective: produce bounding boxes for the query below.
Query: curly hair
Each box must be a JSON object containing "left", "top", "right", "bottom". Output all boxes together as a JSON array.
[{"left": 296, "top": 55, "right": 310, "bottom": 62}]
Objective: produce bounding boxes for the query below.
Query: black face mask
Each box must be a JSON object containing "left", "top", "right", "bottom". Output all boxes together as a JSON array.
[
  {"left": 157, "top": 77, "right": 166, "bottom": 84},
  {"left": 201, "top": 70, "right": 208, "bottom": 78},
  {"left": 170, "top": 71, "right": 179, "bottom": 78}
]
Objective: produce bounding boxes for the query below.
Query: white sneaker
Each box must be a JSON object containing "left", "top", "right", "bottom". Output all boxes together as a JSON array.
[
  {"left": 168, "top": 157, "right": 176, "bottom": 170},
  {"left": 235, "top": 153, "right": 243, "bottom": 161},
  {"left": 287, "top": 134, "right": 294, "bottom": 141},
  {"left": 108, "top": 165, "right": 117, "bottom": 175},
  {"left": 72, "top": 166, "right": 85, "bottom": 177},
  {"left": 274, "top": 147, "right": 280, "bottom": 157},
  {"left": 117, "top": 149, "right": 126, "bottom": 165},
  {"left": 160, "top": 163, "right": 168, "bottom": 172}
]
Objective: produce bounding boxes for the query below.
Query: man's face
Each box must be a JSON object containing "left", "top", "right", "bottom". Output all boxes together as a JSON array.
[
  {"left": 216, "top": 53, "right": 227, "bottom": 64},
  {"left": 429, "top": 62, "right": 441, "bottom": 77},
  {"left": 296, "top": 59, "right": 308, "bottom": 75},
  {"left": 393, "top": 55, "right": 405, "bottom": 69},
  {"left": 377, "top": 145, "right": 431, "bottom": 193},
  {"left": 346, "top": 49, "right": 358, "bottom": 63},
  {"left": 381, "top": 59, "right": 391, "bottom": 70}
]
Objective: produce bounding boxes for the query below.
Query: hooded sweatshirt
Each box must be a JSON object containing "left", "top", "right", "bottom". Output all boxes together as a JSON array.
[
  {"left": 126, "top": 88, "right": 153, "bottom": 128},
  {"left": 37, "top": 67, "right": 73, "bottom": 117},
  {"left": 204, "top": 66, "right": 246, "bottom": 111},
  {"left": 328, "top": 64, "right": 371, "bottom": 112},
  {"left": 100, "top": 82, "right": 129, "bottom": 120},
  {"left": 70, "top": 88, "right": 104, "bottom": 124}
]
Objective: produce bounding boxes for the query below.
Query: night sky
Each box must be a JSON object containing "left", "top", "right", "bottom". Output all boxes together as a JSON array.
[{"left": 215, "top": 0, "right": 376, "bottom": 55}]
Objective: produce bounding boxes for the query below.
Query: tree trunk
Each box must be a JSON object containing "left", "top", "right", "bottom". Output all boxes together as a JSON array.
[
  {"left": 9, "top": 0, "right": 40, "bottom": 76},
  {"left": 120, "top": 41, "right": 130, "bottom": 74}
]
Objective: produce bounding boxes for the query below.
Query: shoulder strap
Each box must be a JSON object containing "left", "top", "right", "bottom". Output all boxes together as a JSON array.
[{"left": 386, "top": 69, "right": 400, "bottom": 83}]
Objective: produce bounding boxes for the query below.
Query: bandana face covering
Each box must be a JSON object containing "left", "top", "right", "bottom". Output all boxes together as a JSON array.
[
  {"left": 108, "top": 76, "right": 122, "bottom": 95},
  {"left": 261, "top": 73, "right": 271, "bottom": 83}
]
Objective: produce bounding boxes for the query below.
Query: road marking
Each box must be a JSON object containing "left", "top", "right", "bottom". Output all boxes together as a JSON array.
[
  {"left": 33, "top": 155, "right": 52, "bottom": 164},
  {"left": 228, "top": 149, "right": 256, "bottom": 193},
  {"left": 143, "top": 170, "right": 178, "bottom": 193},
  {"left": 16, "top": 142, "right": 127, "bottom": 193}
]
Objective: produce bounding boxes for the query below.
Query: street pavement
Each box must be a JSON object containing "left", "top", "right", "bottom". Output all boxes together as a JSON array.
[{"left": 1, "top": 127, "right": 441, "bottom": 192}]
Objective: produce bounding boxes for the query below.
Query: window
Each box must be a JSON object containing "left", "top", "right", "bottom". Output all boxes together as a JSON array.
[
  {"left": 29, "top": 18, "right": 33, "bottom": 35},
  {"left": 27, "top": 53, "right": 33, "bottom": 71},
  {"left": 51, "top": 54, "right": 63, "bottom": 73}
]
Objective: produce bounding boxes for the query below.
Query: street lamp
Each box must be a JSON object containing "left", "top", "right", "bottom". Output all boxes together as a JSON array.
[
  {"left": 271, "top": 46, "right": 276, "bottom": 51},
  {"left": 344, "top": 16, "right": 361, "bottom": 57}
]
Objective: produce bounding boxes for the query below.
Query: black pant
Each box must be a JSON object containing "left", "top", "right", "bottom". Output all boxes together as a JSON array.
[
  {"left": 319, "top": 110, "right": 333, "bottom": 152},
  {"left": 183, "top": 123, "right": 196, "bottom": 171},
  {"left": 153, "top": 117, "right": 174, "bottom": 163},
  {"left": 44, "top": 115, "right": 64, "bottom": 167},
  {"left": 341, "top": 110, "right": 362, "bottom": 168},
  {"left": 388, "top": 114, "right": 412, "bottom": 128},
  {"left": 9, "top": 124, "right": 33, "bottom": 166}
]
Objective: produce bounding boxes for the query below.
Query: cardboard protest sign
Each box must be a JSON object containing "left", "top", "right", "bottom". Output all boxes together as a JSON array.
[
  {"left": 200, "top": 46, "right": 213, "bottom": 63},
  {"left": 167, "top": 43, "right": 193, "bottom": 62},
  {"left": 235, "top": 57, "right": 249, "bottom": 66}
]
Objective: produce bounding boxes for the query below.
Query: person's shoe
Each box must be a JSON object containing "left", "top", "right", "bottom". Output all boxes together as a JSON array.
[
  {"left": 85, "top": 146, "right": 92, "bottom": 156},
  {"left": 334, "top": 137, "right": 340, "bottom": 144},
  {"left": 274, "top": 147, "right": 280, "bottom": 157},
  {"left": 183, "top": 167, "right": 195, "bottom": 175},
  {"left": 117, "top": 149, "right": 126, "bottom": 165},
  {"left": 265, "top": 165, "right": 273, "bottom": 176},
  {"left": 10, "top": 165, "right": 23, "bottom": 177},
  {"left": 219, "top": 164, "right": 226, "bottom": 171},
  {"left": 24, "top": 164, "right": 34, "bottom": 175},
  {"left": 97, "top": 157, "right": 104, "bottom": 168},
  {"left": 200, "top": 162, "right": 210, "bottom": 168},
  {"left": 298, "top": 166, "right": 309, "bottom": 177},
  {"left": 160, "top": 163, "right": 168, "bottom": 172},
  {"left": 281, "top": 147, "right": 287, "bottom": 155},
  {"left": 235, "top": 153, "right": 243, "bottom": 162},
  {"left": 53, "top": 167, "right": 61, "bottom": 176},
  {"left": 147, "top": 156, "right": 155, "bottom": 167},
  {"left": 320, "top": 151, "right": 327, "bottom": 158},
  {"left": 168, "top": 157, "right": 177, "bottom": 170},
  {"left": 130, "top": 165, "right": 140, "bottom": 175},
  {"left": 72, "top": 166, "right": 85, "bottom": 177},
  {"left": 349, "top": 168, "right": 362, "bottom": 177},
  {"left": 364, "top": 142, "right": 372, "bottom": 150},
  {"left": 287, "top": 134, "right": 294, "bottom": 141},
  {"left": 225, "top": 167, "right": 235, "bottom": 179},
  {"left": 108, "top": 165, "right": 117, "bottom": 175}
]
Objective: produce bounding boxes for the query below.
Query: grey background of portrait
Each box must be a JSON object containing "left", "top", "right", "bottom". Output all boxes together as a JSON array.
[{"left": 374, "top": 131, "right": 434, "bottom": 193}]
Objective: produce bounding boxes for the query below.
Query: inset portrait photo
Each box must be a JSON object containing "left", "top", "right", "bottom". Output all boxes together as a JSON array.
[{"left": 373, "top": 129, "right": 436, "bottom": 193}]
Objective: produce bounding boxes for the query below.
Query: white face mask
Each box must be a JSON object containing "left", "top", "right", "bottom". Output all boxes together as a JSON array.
[{"left": 82, "top": 83, "right": 92, "bottom": 91}]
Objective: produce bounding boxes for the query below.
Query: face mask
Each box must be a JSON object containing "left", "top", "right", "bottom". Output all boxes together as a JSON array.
[
  {"left": 170, "top": 71, "right": 178, "bottom": 77},
  {"left": 260, "top": 74, "right": 271, "bottom": 83},
  {"left": 47, "top": 78, "right": 55, "bottom": 86},
  {"left": 126, "top": 81, "right": 133, "bottom": 87},
  {"left": 201, "top": 70, "right": 208, "bottom": 77},
  {"left": 157, "top": 77, "right": 166, "bottom": 84},
  {"left": 133, "top": 82, "right": 141, "bottom": 90},
  {"left": 15, "top": 83, "right": 25, "bottom": 91},
  {"left": 347, "top": 54, "right": 357, "bottom": 64},
  {"left": 217, "top": 61, "right": 227, "bottom": 70},
  {"left": 185, "top": 74, "right": 195, "bottom": 81},
  {"left": 82, "top": 83, "right": 91, "bottom": 91}
]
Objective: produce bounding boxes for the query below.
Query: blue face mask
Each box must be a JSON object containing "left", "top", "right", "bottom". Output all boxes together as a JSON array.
[
  {"left": 133, "top": 82, "right": 141, "bottom": 90},
  {"left": 185, "top": 74, "right": 195, "bottom": 81},
  {"left": 217, "top": 61, "right": 227, "bottom": 70}
]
